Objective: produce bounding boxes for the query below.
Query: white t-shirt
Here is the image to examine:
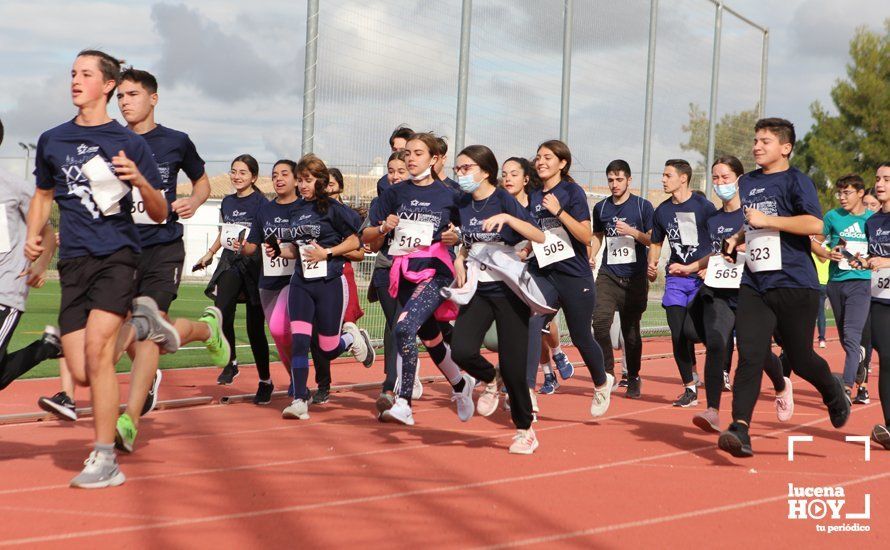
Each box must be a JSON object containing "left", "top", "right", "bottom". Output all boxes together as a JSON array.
[{"left": 0, "top": 168, "right": 33, "bottom": 312}]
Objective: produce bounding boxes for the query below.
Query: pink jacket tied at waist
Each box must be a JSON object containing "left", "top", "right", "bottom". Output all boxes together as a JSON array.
[{"left": 388, "top": 241, "right": 458, "bottom": 321}]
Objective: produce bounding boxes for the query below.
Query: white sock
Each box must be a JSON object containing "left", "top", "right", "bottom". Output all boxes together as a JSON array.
[
  {"left": 552, "top": 346, "right": 563, "bottom": 356},
  {"left": 260, "top": 378, "right": 271, "bottom": 384},
  {"left": 436, "top": 344, "right": 463, "bottom": 386},
  {"left": 686, "top": 384, "right": 696, "bottom": 392},
  {"left": 541, "top": 363, "right": 553, "bottom": 375},
  {"left": 341, "top": 332, "right": 355, "bottom": 349}
]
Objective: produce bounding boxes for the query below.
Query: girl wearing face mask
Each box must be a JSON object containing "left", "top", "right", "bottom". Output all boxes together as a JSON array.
[
  {"left": 673, "top": 156, "right": 792, "bottom": 432},
  {"left": 362, "top": 133, "right": 471, "bottom": 426},
  {"left": 201, "top": 154, "right": 270, "bottom": 388}
]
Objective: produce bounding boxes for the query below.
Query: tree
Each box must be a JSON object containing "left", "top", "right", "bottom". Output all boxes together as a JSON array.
[
  {"left": 681, "top": 103, "right": 760, "bottom": 184},
  {"left": 793, "top": 20, "right": 890, "bottom": 210}
]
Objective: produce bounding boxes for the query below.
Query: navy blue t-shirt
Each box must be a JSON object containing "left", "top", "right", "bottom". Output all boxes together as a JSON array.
[
  {"left": 592, "top": 194, "right": 655, "bottom": 278},
  {"left": 707, "top": 208, "right": 745, "bottom": 255},
  {"left": 739, "top": 167, "right": 822, "bottom": 292},
  {"left": 651, "top": 193, "right": 717, "bottom": 275},
  {"left": 34, "top": 119, "right": 162, "bottom": 259},
  {"left": 866, "top": 210, "right": 890, "bottom": 306},
  {"left": 248, "top": 198, "right": 299, "bottom": 291},
  {"left": 220, "top": 190, "right": 268, "bottom": 263},
  {"left": 528, "top": 180, "right": 592, "bottom": 277},
  {"left": 285, "top": 199, "right": 361, "bottom": 281},
  {"left": 137, "top": 124, "right": 205, "bottom": 247},
  {"left": 376, "top": 174, "right": 389, "bottom": 197},
  {"left": 370, "top": 180, "right": 460, "bottom": 279},
  {"left": 443, "top": 177, "right": 461, "bottom": 192}
]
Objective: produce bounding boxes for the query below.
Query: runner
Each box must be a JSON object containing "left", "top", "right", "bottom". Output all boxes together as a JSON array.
[
  {"left": 376, "top": 125, "right": 414, "bottom": 196},
  {"left": 866, "top": 161, "right": 890, "bottom": 449},
  {"left": 647, "top": 159, "right": 716, "bottom": 406},
  {"left": 717, "top": 118, "right": 850, "bottom": 458}
]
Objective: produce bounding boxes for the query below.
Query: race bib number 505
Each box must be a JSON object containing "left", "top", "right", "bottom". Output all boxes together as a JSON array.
[{"left": 532, "top": 226, "right": 574, "bottom": 268}]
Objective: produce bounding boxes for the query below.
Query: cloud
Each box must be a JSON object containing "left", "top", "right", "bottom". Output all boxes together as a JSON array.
[{"left": 791, "top": 0, "right": 888, "bottom": 60}]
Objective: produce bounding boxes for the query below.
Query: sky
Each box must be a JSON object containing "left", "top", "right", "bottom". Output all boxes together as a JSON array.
[{"left": 0, "top": 0, "right": 886, "bottom": 184}]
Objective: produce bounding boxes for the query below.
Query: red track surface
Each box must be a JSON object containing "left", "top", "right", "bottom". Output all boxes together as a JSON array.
[{"left": 0, "top": 334, "right": 887, "bottom": 548}]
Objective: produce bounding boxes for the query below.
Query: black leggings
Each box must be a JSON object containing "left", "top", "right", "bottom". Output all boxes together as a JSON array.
[
  {"left": 374, "top": 276, "right": 401, "bottom": 393},
  {"left": 732, "top": 286, "right": 841, "bottom": 425},
  {"left": 214, "top": 269, "right": 270, "bottom": 379},
  {"left": 0, "top": 306, "right": 58, "bottom": 391},
  {"left": 664, "top": 305, "right": 699, "bottom": 385},
  {"left": 452, "top": 291, "right": 533, "bottom": 429},
  {"left": 871, "top": 302, "right": 890, "bottom": 426}
]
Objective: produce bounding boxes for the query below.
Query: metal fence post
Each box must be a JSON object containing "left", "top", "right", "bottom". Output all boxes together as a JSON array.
[
  {"left": 454, "top": 0, "right": 473, "bottom": 155},
  {"left": 760, "top": 29, "right": 769, "bottom": 118},
  {"left": 705, "top": 1, "right": 723, "bottom": 196},
  {"left": 301, "top": 0, "right": 319, "bottom": 156},
  {"left": 559, "top": 0, "right": 574, "bottom": 143},
  {"left": 640, "top": 0, "right": 658, "bottom": 199}
]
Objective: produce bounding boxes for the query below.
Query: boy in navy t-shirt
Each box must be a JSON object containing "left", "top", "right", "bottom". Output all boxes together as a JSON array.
[
  {"left": 24, "top": 50, "right": 168, "bottom": 488},
  {"left": 590, "top": 160, "right": 654, "bottom": 398},
  {"left": 718, "top": 118, "right": 850, "bottom": 458}
]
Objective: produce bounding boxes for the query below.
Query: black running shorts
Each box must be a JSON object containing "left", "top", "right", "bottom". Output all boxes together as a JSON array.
[{"left": 57, "top": 247, "right": 139, "bottom": 335}]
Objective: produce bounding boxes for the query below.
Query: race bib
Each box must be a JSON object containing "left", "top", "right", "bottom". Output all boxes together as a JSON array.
[
  {"left": 606, "top": 235, "right": 636, "bottom": 265},
  {"left": 221, "top": 223, "right": 248, "bottom": 251},
  {"left": 532, "top": 226, "right": 574, "bottom": 268},
  {"left": 130, "top": 186, "right": 162, "bottom": 225},
  {"left": 745, "top": 229, "right": 782, "bottom": 272},
  {"left": 872, "top": 268, "right": 890, "bottom": 299},
  {"left": 0, "top": 207, "right": 10, "bottom": 254},
  {"left": 299, "top": 244, "right": 327, "bottom": 279},
  {"left": 676, "top": 212, "right": 699, "bottom": 246},
  {"left": 388, "top": 219, "right": 434, "bottom": 256},
  {"left": 839, "top": 241, "right": 868, "bottom": 271},
  {"left": 263, "top": 243, "right": 296, "bottom": 277},
  {"left": 704, "top": 253, "right": 746, "bottom": 289}
]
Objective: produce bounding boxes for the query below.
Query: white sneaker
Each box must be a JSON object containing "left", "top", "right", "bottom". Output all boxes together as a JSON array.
[
  {"left": 412, "top": 377, "right": 423, "bottom": 400},
  {"left": 508, "top": 428, "right": 539, "bottom": 455},
  {"left": 590, "top": 373, "right": 614, "bottom": 418},
  {"left": 381, "top": 397, "right": 415, "bottom": 425},
  {"left": 69, "top": 450, "right": 126, "bottom": 489},
  {"left": 342, "top": 322, "right": 373, "bottom": 367},
  {"left": 282, "top": 399, "right": 310, "bottom": 420},
  {"left": 775, "top": 376, "right": 794, "bottom": 422},
  {"left": 476, "top": 380, "right": 499, "bottom": 417},
  {"left": 723, "top": 371, "right": 732, "bottom": 391},
  {"left": 451, "top": 373, "right": 476, "bottom": 422},
  {"left": 819, "top": 340, "right": 826, "bottom": 349},
  {"left": 529, "top": 388, "right": 539, "bottom": 422}
]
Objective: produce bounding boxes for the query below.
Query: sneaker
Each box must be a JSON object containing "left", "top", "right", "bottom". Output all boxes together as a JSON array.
[
  {"left": 38, "top": 391, "right": 77, "bottom": 421},
  {"left": 617, "top": 375, "right": 629, "bottom": 388},
  {"left": 412, "top": 377, "right": 423, "bottom": 400},
  {"left": 553, "top": 352, "right": 574, "bottom": 380},
  {"left": 69, "top": 451, "right": 126, "bottom": 489},
  {"left": 693, "top": 408, "right": 720, "bottom": 433},
  {"left": 673, "top": 388, "right": 698, "bottom": 408},
  {"left": 311, "top": 386, "right": 329, "bottom": 405},
  {"left": 131, "top": 296, "right": 180, "bottom": 354},
  {"left": 872, "top": 424, "right": 890, "bottom": 450},
  {"left": 381, "top": 397, "right": 415, "bottom": 425},
  {"left": 529, "top": 388, "right": 539, "bottom": 415},
  {"left": 610, "top": 374, "right": 622, "bottom": 393},
  {"left": 282, "top": 399, "right": 310, "bottom": 420},
  {"left": 342, "top": 322, "right": 374, "bottom": 367},
  {"left": 254, "top": 381, "right": 275, "bottom": 405},
  {"left": 508, "top": 428, "right": 539, "bottom": 455},
  {"left": 819, "top": 339, "right": 826, "bottom": 349},
  {"left": 853, "top": 386, "right": 870, "bottom": 405},
  {"left": 827, "top": 375, "right": 852, "bottom": 429},
  {"left": 41, "top": 326, "right": 63, "bottom": 359},
  {"left": 856, "top": 357, "right": 868, "bottom": 386},
  {"left": 775, "top": 376, "right": 794, "bottom": 422},
  {"left": 114, "top": 413, "right": 137, "bottom": 454},
  {"left": 451, "top": 373, "right": 476, "bottom": 422},
  {"left": 476, "top": 380, "right": 500, "bottom": 417},
  {"left": 503, "top": 392, "right": 511, "bottom": 411},
  {"left": 199, "top": 306, "right": 230, "bottom": 368},
  {"left": 140, "top": 369, "right": 163, "bottom": 417},
  {"left": 717, "top": 422, "right": 754, "bottom": 458},
  {"left": 625, "top": 376, "right": 641, "bottom": 399},
  {"left": 375, "top": 391, "right": 395, "bottom": 413},
  {"left": 217, "top": 361, "right": 239, "bottom": 385},
  {"left": 590, "top": 373, "right": 614, "bottom": 418},
  {"left": 723, "top": 371, "right": 732, "bottom": 392},
  {"left": 538, "top": 372, "right": 559, "bottom": 395}
]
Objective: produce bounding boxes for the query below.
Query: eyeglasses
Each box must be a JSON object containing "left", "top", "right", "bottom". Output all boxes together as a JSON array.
[
  {"left": 452, "top": 163, "right": 478, "bottom": 175},
  {"left": 835, "top": 190, "right": 858, "bottom": 199}
]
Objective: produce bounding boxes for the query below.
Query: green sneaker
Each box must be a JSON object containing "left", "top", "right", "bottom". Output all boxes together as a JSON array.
[
  {"left": 199, "top": 306, "right": 230, "bottom": 368},
  {"left": 115, "top": 413, "right": 137, "bottom": 454}
]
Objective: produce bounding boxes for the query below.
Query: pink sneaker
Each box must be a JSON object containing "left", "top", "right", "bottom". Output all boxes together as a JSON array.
[
  {"left": 476, "top": 380, "right": 499, "bottom": 417},
  {"left": 776, "top": 377, "right": 794, "bottom": 422},
  {"left": 508, "top": 428, "right": 539, "bottom": 455}
]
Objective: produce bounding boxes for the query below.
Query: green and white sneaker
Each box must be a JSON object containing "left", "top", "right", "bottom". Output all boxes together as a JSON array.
[
  {"left": 70, "top": 451, "right": 126, "bottom": 489},
  {"left": 199, "top": 306, "right": 230, "bottom": 368},
  {"left": 115, "top": 413, "right": 137, "bottom": 454}
]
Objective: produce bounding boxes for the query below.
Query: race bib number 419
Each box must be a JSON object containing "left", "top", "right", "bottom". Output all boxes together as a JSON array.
[{"left": 606, "top": 235, "right": 635, "bottom": 265}]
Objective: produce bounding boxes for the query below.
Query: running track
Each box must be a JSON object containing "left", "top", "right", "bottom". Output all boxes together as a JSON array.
[{"left": 0, "top": 334, "right": 886, "bottom": 548}]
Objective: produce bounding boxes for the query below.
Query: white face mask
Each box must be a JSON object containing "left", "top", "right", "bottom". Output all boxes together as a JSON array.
[
  {"left": 714, "top": 180, "right": 738, "bottom": 201},
  {"left": 411, "top": 166, "right": 432, "bottom": 181}
]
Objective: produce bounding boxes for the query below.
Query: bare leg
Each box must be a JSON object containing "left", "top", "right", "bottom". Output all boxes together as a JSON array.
[{"left": 84, "top": 310, "right": 126, "bottom": 445}]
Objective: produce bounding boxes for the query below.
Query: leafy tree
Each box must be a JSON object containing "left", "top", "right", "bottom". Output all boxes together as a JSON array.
[{"left": 681, "top": 103, "right": 760, "bottom": 183}]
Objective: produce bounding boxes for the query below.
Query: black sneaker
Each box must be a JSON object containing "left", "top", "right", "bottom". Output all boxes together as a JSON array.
[
  {"left": 140, "top": 369, "right": 163, "bottom": 416},
  {"left": 311, "top": 386, "right": 330, "bottom": 405},
  {"left": 853, "top": 386, "right": 870, "bottom": 404},
  {"left": 625, "top": 377, "right": 641, "bottom": 399},
  {"left": 827, "top": 375, "right": 852, "bottom": 428},
  {"left": 38, "top": 391, "right": 77, "bottom": 421},
  {"left": 617, "top": 375, "right": 629, "bottom": 388},
  {"left": 41, "top": 326, "right": 63, "bottom": 359},
  {"left": 254, "top": 381, "right": 274, "bottom": 405},
  {"left": 856, "top": 358, "right": 868, "bottom": 386},
  {"left": 872, "top": 425, "right": 890, "bottom": 450},
  {"left": 672, "top": 388, "right": 698, "bottom": 408},
  {"left": 718, "top": 422, "right": 754, "bottom": 457},
  {"left": 217, "top": 361, "right": 239, "bottom": 385}
]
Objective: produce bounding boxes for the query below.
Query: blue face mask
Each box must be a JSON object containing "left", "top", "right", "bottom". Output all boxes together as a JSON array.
[
  {"left": 714, "top": 181, "right": 737, "bottom": 201},
  {"left": 458, "top": 174, "right": 480, "bottom": 193}
]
